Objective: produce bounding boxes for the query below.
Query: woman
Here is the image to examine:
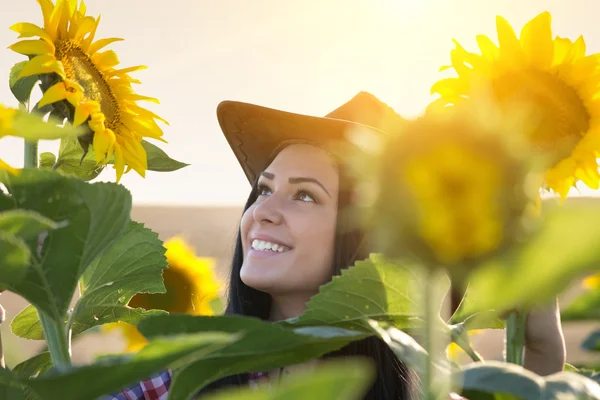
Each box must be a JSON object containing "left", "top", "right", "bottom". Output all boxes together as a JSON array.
[{"left": 104, "top": 92, "right": 566, "bottom": 400}]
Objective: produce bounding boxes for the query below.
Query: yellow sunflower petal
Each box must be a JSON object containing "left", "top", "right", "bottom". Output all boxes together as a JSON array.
[
  {"left": 106, "top": 65, "right": 146, "bottom": 77},
  {"left": 572, "top": 36, "right": 586, "bottom": 60},
  {"left": 553, "top": 37, "right": 574, "bottom": 66},
  {"left": 91, "top": 50, "right": 120, "bottom": 70},
  {"left": 127, "top": 94, "right": 159, "bottom": 104},
  {"left": 73, "top": 16, "right": 96, "bottom": 41},
  {"left": 93, "top": 128, "right": 116, "bottom": 163},
  {"left": 56, "top": 0, "right": 73, "bottom": 39},
  {"left": 37, "top": 0, "right": 54, "bottom": 31},
  {"left": 9, "top": 39, "right": 55, "bottom": 56},
  {"left": 496, "top": 15, "right": 522, "bottom": 61},
  {"left": 10, "top": 22, "right": 54, "bottom": 44},
  {"left": 476, "top": 34, "right": 499, "bottom": 62},
  {"left": 73, "top": 100, "right": 100, "bottom": 127},
  {"left": 520, "top": 12, "right": 553, "bottom": 69},
  {"left": 18, "top": 54, "right": 65, "bottom": 79},
  {"left": 88, "top": 37, "right": 124, "bottom": 56},
  {"left": 38, "top": 81, "right": 68, "bottom": 107},
  {"left": 431, "top": 77, "right": 466, "bottom": 97},
  {"left": 0, "top": 159, "right": 20, "bottom": 176},
  {"left": 113, "top": 143, "right": 126, "bottom": 182},
  {"left": 47, "top": 0, "right": 66, "bottom": 38},
  {"left": 78, "top": 0, "right": 87, "bottom": 16},
  {"left": 80, "top": 15, "right": 100, "bottom": 52},
  {"left": 123, "top": 103, "right": 169, "bottom": 125}
]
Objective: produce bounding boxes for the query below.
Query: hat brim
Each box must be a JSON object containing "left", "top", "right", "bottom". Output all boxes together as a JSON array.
[{"left": 217, "top": 100, "right": 384, "bottom": 184}]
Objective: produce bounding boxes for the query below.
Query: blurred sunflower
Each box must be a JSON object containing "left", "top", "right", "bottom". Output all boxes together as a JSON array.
[
  {"left": 0, "top": 106, "right": 20, "bottom": 175},
  {"left": 9, "top": 0, "right": 167, "bottom": 181},
  {"left": 367, "top": 104, "right": 538, "bottom": 276},
  {"left": 106, "top": 237, "right": 222, "bottom": 352},
  {"left": 583, "top": 273, "right": 600, "bottom": 290},
  {"left": 432, "top": 12, "right": 600, "bottom": 199}
]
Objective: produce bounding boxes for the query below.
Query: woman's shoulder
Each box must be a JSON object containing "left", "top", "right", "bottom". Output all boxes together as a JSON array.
[{"left": 98, "top": 370, "right": 172, "bottom": 400}]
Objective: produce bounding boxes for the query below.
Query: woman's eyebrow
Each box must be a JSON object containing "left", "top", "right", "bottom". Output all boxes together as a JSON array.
[
  {"left": 260, "top": 172, "right": 331, "bottom": 198},
  {"left": 288, "top": 177, "right": 331, "bottom": 198}
]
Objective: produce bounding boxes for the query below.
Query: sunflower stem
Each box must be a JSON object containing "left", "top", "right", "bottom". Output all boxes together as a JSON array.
[
  {"left": 424, "top": 270, "right": 441, "bottom": 400},
  {"left": 38, "top": 310, "right": 71, "bottom": 370},
  {"left": 24, "top": 140, "right": 38, "bottom": 168},
  {"left": 506, "top": 310, "right": 526, "bottom": 365}
]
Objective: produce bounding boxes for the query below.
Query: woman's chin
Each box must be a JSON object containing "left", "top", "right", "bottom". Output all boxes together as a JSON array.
[{"left": 240, "top": 264, "right": 284, "bottom": 291}]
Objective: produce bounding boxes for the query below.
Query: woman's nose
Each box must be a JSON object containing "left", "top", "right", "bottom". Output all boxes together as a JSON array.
[{"left": 252, "top": 194, "right": 283, "bottom": 225}]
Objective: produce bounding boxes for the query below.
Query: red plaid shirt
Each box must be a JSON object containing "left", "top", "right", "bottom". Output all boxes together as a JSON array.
[
  {"left": 99, "top": 370, "right": 268, "bottom": 400},
  {"left": 99, "top": 370, "right": 172, "bottom": 400}
]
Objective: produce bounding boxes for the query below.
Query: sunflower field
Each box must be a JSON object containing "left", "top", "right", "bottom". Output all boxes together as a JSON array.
[{"left": 0, "top": 2, "right": 600, "bottom": 400}]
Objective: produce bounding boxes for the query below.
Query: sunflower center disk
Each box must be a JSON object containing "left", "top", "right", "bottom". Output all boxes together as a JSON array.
[
  {"left": 56, "top": 40, "right": 120, "bottom": 129},
  {"left": 492, "top": 70, "right": 590, "bottom": 162}
]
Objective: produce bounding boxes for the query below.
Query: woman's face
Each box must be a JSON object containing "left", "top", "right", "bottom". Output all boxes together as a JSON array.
[{"left": 240, "top": 144, "right": 339, "bottom": 297}]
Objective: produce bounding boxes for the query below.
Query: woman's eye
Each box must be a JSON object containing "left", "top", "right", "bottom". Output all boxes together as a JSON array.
[
  {"left": 297, "top": 191, "right": 316, "bottom": 203},
  {"left": 257, "top": 185, "right": 272, "bottom": 196}
]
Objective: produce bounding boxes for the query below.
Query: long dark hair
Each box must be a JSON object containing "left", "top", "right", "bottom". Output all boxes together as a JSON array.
[{"left": 201, "top": 161, "right": 415, "bottom": 399}]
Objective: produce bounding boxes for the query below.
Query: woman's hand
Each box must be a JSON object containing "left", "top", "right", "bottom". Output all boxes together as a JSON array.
[{"left": 523, "top": 297, "right": 566, "bottom": 376}]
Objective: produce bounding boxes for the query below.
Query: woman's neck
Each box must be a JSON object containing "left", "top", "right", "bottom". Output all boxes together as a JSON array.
[{"left": 268, "top": 293, "right": 314, "bottom": 321}]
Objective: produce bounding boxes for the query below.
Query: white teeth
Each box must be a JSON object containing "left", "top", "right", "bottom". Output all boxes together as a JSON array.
[{"left": 251, "top": 239, "right": 289, "bottom": 253}]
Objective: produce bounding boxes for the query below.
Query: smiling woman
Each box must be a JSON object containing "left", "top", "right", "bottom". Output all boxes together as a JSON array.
[
  {"left": 102, "top": 92, "right": 566, "bottom": 400},
  {"left": 239, "top": 144, "right": 340, "bottom": 311}
]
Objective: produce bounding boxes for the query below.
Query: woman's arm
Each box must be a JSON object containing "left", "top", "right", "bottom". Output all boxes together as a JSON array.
[{"left": 523, "top": 298, "right": 566, "bottom": 376}]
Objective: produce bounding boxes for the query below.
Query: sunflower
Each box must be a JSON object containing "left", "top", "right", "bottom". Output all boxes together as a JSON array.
[
  {"left": 0, "top": 106, "right": 20, "bottom": 175},
  {"left": 583, "top": 273, "right": 600, "bottom": 290},
  {"left": 431, "top": 12, "right": 600, "bottom": 199},
  {"left": 106, "top": 236, "right": 222, "bottom": 352},
  {"left": 367, "top": 104, "right": 537, "bottom": 275},
  {"left": 9, "top": 0, "right": 167, "bottom": 181}
]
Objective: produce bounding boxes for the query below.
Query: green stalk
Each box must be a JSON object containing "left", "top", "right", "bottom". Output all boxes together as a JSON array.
[
  {"left": 424, "top": 270, "right": 438, "bottom": 400},
  {"left": 24, "top": 139, "right": 72, "bottom": 369},
  {"left": 505, "top": 310, "right": 526, "bottom": 365},
  {"left": 24, "top": 140, "right": 38, "bottom": 168},
  {"left": 38, "top": 311, "right": 71, "bottom": 370}
]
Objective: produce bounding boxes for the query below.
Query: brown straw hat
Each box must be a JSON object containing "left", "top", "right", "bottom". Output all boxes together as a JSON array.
[{"left": 217, "top": 91, "right": 405, "bottom": 184}]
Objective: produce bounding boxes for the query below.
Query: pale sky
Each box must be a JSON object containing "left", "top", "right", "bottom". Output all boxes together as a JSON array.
[{"left": 0, "top": 0, "right": 598, "bottom": 205}]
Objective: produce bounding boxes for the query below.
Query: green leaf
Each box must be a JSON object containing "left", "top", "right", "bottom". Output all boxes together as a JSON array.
[
  {"left": 368, "top": 320, "right": 431, "bottom": 375},
  {"left": 544, "top": 372, "right": 600, "bottom": 399},
  {"left": 456, "top": 361, "right": 600, "bottom": 399},
  {"left": 582, "top": 331, "right": 600, "bottom": 352},
  {"left": 137, "top": 314, "right": 369, "bottom": 400},
  {"left": 460, "top": 200, "right": 600, "bottom": 314},
  {"left": 19, "top": 332, "right": 236, "bottom": 400},
  {"left": 12, "top": 222, "right": 167, "bottom": 340},
  {"left": 71, "top": 221, "right": 168, "bottom": 336},
  {"left": 291, "top": 254, "right": 445, "bottom": 332},
  {"left": 0, "top": 169, "right": 131, "bottom": 323},
  {"left": 0, "top": 231, "right": 31, "bottom": 287},
  {"left": 9, "top": 61, "right": 39, "bottom": 105},
  {"left": 449, "top": 289, "right": 505, "bottom": 330},
  {"left": 0, "top": 210, "right": 61, "bottom": 239},
  {"left": 11, "top": 305, "right": 44, "bottom": 340},
  {"left": 456, "top": 361, "right": 543, "bottom": 399},
  {"left": 9, "top": 109, "right": 83, "bottom": 141},
  {"left": 53, "top": 136, "right": 104, "bottom": 181},
  {"left": 0, "top": 367, "right": 28, "bottom": 400},
  {"left": 142, "top": 140, "right": 189, "bottom": 172},
  {"left": 39, "top": 153, "right": 56, "bottom": 170},
  {"left": 200, "top": 359, "right": 375, "bottom": 400},
  {"left": 562, "top": 289, "right": 600, "bottom": 321},
  {"left": 12, "top": 353, "right": 52, "bottom": 379}
]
